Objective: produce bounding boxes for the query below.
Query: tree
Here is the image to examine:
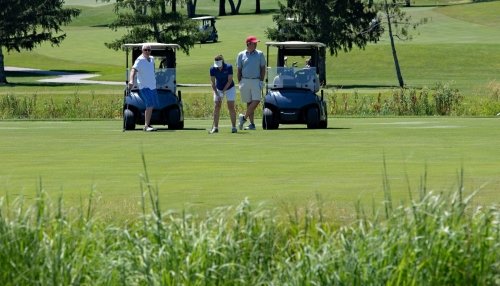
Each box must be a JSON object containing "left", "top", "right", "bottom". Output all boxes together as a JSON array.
[
  {"left": 102, "top": 0, "right": 199, "bottom": 55},
  {"left": 0, "top": 0, "right": 80, "bottom": 84},
  {"left": 256, "top": 0, "right": 261, "bottom": 14},
  {"left": 186, "top": 0, "right": 197, "bottom": 18},
  {"left": 266, "top": 0, "right": 382, "bottom": 56},
  {"left": 228, "top": 0, "right": 242, "bottom": 15},
  {"left": 219, "top": 0, "right": 227, "bottom": 16},
  {"left": 266, "top": 0, "right": 382, "bottom": 85},
  {"left": 384, "top": 0, "right": 404, "bottom": 87},
  {"left": 172, "top": 0, "right": 177, "bottom": 13},
  {"left": 376, "top": 0, "right": 426, "bottom": 87}
]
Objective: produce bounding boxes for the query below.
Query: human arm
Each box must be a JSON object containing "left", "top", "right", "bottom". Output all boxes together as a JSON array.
[
  {"left": 223, "top": 74, "right": 233, "bottom": 93},
  {"left": 237, "top": 68, "right": 242, "bottom": 83},
  {"left": 210, "top": 76, "right": 218, "bottom": 94},
  {"left": 260, "top": 65, "right": 266, "bottom": 81},
  {"left": 259, "top": 52, "right": 266, "bottom": 81},
  {"left": 128, "top": 68, "right": 137, "bottom": 89},
  {"left": 236, "top": 53, "right": 242, "bottom": 82}
]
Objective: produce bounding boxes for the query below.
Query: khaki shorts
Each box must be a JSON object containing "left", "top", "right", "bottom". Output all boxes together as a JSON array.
[{"left": 239, "top": 78, "right": 261, "bottom": 103}]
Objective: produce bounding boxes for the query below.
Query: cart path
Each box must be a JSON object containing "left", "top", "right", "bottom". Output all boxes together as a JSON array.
[{"left": 5, "top": 66, "right": 209, "bottom": 87}]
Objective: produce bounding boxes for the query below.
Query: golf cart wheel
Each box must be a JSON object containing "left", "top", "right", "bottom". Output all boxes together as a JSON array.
[
  {"left": 319, "top": 118, "right": 328, "bottom": 129},
  {"left": 168, "top": 108, "right": 183, "bottom": 130},
  {"left": 124, "top": 109, "right": 135, "bottom": 130},
  {"left": 213, "top": 35, "right": 218, "bottom": 43},
  {"left": 306, "top": 108, "right": 320, "bottom": 129},
  {"left": 262, "top": 108, "right": 279, "bottom": 130}
]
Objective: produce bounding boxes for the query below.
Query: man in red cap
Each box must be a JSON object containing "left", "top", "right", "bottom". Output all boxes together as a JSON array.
[{"left": 236, "top": 35, "right": 266, "bottom": 130}]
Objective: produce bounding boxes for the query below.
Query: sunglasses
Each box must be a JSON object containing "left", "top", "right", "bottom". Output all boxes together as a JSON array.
[{"left": 143, "top": 49, "right": 151, "bottom": 52}]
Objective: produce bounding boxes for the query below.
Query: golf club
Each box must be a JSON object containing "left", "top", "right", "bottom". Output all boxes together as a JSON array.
[{"left": 261, "top": 79, "right": 266, "bottom": 129}]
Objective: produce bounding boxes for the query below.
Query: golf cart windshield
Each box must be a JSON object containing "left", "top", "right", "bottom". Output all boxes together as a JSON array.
[
  {"left": 155, "top": 68, "right": 176, "bottom": 91},
  {"left": 267, "top": 67, "right": 319, "bottom": 92}
]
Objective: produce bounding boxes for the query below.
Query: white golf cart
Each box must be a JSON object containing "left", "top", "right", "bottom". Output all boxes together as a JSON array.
[
  {"left": 192, "top": 16, "right": 218, "bottom": 43},
  {"left": 122, "top": 43, "right": 184, "bottom": 130}
]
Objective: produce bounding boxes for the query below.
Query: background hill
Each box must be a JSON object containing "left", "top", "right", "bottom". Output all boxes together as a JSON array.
[{"left": 2, "top": 0, "right": 499, "bottom": 96}]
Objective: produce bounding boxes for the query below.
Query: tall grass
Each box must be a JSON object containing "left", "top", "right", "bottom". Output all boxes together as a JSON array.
[
  {"left": 1, "top": 159, "right": 498, "bottom": 285},
  {"left": 3, "top": 81, "right": 500, "bottom": 119},
  {"left": 0, "top": 92, "right": 122, "bottom": 119}
]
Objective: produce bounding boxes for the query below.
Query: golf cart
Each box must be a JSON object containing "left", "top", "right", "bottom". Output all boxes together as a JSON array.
[
  {"left": 262, "top": 41, "right": 328, "bottom": 129},
  {"left": 122, "top": 43, "right": 184, "bottom": 130},
  {"left": 192, "top": 16, "right": 218, "bottom": 43}
]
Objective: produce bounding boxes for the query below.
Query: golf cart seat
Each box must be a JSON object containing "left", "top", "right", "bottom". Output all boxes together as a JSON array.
[
  {"left": 271, "top": 67, "right": 297, "bottom": 89},
  {"left": 272, "top": 74, "right": 295, "bottom": 89},
  {"left": 295, "top": 68, "right": 319, "bottom": 92},
  {"left": 155, "top": 69, "right": 176, "bottom": 92}
]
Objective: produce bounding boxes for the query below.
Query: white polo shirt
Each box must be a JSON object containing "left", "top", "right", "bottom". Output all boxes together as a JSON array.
[{"left": 132, "top": 54, "right": 156, "bottom": 89}]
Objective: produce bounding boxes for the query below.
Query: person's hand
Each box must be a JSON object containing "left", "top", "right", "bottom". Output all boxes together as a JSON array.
[{"left": 259, "top": 81, "right": 264, "bottom": 90}]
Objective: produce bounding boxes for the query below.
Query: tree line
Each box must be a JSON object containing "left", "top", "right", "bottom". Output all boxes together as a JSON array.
[{"left": 0, "top": 0, "right": 422, "bottom": 86}]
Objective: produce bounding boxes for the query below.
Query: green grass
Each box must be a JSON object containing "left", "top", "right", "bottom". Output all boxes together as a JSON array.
[
  {"left": 0, "top": 118, "right": 498, "bottom": 220},
  {"left": 437, "top": 1, "right": 500, "bottom": 27},
  {"left": 1, "top": 174, "right": 498, "bottom": 285},
  {"left": 2, "top": 2, "right": 499, "bottom": 96},
  {"left": 0, "top": 1, "right": 499, "bottom": 218}
]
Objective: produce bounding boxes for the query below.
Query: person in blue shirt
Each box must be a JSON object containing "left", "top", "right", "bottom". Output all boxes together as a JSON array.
[{"left": 209, "top": 54, "right": 237, "bottom": 134}]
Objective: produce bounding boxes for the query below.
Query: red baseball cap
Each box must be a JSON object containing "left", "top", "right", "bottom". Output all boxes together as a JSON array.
[{"left": 246, "top": 36, "right": 260, "bottom": 44}]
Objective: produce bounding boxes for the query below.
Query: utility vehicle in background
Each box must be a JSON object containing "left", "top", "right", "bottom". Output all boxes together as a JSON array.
[{"left": 193, "top": 16, "right": 218, "bottom": 43}]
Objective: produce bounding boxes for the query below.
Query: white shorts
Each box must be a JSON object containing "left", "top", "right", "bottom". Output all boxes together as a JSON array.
[
  {"left": 214, "top": 86, "right": 236, "bottom": 102},
  {"left": 239, "top": 78, "right": 261, "bottom": 103}
]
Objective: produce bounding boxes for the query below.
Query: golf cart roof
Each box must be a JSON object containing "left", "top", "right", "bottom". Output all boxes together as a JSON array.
[
  {"left": 192, "top": 16, "right": 215, "bottom": 20},
  {"left": 265, "top": 41, "right": 326, "bottom": 48},
  {"left": 123, "top": 43, "right": 180, "bottom": 50}
]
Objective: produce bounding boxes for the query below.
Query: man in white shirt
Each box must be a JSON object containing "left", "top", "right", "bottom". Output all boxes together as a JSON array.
[{"left": 129, "top": 44, "right": 158, "bottom": 132}]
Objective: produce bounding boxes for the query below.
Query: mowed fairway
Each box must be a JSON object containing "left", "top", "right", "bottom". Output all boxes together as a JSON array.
[
  {"left": 3, "top": 1, "right": 499, "bottom": 95},
  {"left": 1, "top": 118, "right": 498, "bottom": 221}
]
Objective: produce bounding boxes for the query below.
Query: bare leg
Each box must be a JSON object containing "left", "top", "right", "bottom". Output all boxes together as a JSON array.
[
  {"left": 245, "top": 100, "right": 260, "bottom": 124},
  {"left": 145, "top": 107, "right": 153, "bottom": 127},
  {"left": 227, "top": 101, "right": 236, "bottom": 127},
  {"left": 213, "top": 99, "right": 222, "bottom": 128}
]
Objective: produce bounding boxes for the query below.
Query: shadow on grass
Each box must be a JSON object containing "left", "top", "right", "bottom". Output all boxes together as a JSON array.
[
  {"left": 123, "top": 127, "right": 207, "bottom": 132},
  {"left": 195, "top": 9, "right": 279, "bottom": 17},
  {"left": 274, "top": 127, "right": 351, "bottom": 131},
  {"left": 6, "top": 70, "right": 96, "bottom": 77},
  {"left": 1, "top": 82, "right": 91, "bottom": 87},
  {"left": 235, "top": 9, "right": 280, "bottom": 15},
  {"left": 330, "top": 84, "right": 398, "bottom": 89}
]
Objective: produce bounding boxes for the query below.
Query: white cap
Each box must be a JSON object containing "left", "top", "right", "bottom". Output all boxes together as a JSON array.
[{"left": 213, "top": 60, "right": 223, "bottom": 68}]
